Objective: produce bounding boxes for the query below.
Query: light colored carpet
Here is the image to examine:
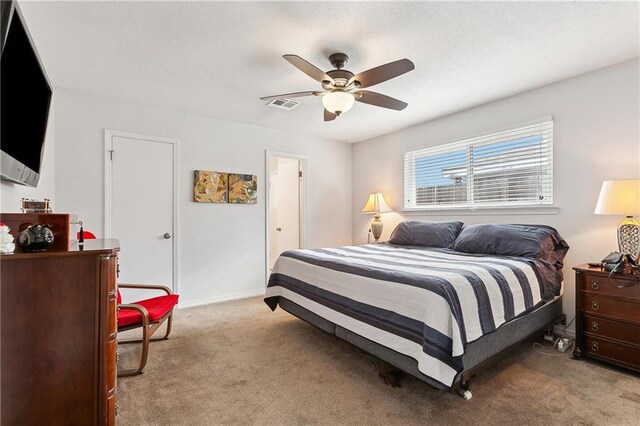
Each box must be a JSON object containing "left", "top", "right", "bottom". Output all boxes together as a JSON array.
[{"left": 117, "top": 296, "right": 640, "bottom": 425}]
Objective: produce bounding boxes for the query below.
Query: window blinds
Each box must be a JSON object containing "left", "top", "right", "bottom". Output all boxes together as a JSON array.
[{"left": 404, "top": 119, "right": 553, "bottom": 210}]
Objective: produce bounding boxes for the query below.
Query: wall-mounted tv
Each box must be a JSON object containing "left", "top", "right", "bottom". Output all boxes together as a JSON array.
[{"left": 1, "top": 0, "right": 53, "bottom": 187}]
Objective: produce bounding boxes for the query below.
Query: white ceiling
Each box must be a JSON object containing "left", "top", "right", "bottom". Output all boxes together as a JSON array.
[{"left": 19, "top": 1, "right": 639, "bottom": 143}]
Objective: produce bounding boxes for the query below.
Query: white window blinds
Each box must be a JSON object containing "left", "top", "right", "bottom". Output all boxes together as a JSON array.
[{"left": 404, "top": 119, "right": 553, "bottom": 210}]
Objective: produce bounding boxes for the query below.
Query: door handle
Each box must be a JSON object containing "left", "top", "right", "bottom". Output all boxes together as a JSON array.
[
  {"left": 163, "top": 233, "right": 172, "bottom": 239},
  {"left": 276, "top": 227, "right": 282, "bottom": 232}
]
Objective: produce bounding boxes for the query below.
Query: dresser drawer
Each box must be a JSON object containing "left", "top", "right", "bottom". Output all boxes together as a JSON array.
[
  {"left": 582, "top": 274, "right": 640, "bottom": 299},
  {"left": 582, "top": 293, "right": 640, "bottom": 324},
  {"left": 107, "top": 394, "right": 116, "bottom": 426},
  {"left": 108, "top": 298, "right": 117, "bottom": 336},
  {"left": 583, "top": 315, "right": 640, "bottom": 346},
  {"left": 582, "top": 335, "right": 640, "bottom": 370},
  {"left": 108, "top": 339, "right": 117, "bottom": 392},
  {"left": 102, "top": 255, "right": 118, "bottom": 296}
]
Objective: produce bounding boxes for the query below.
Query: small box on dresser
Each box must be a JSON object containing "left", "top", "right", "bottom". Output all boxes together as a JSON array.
[
  {"left": 0, "top": 213, "right": 72, "bottom": 251},
  {"left": 573, "top": 265, "right": 640, "bottom": 372}
]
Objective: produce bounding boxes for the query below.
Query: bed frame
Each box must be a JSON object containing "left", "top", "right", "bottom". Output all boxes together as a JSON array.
[{"left": 275, "top": 296, "right": 564, "bottom": 400}]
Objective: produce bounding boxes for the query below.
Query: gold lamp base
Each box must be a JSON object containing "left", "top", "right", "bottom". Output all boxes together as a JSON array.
[
  {"left": 371, "top": 213, "right": 383, "bottom": 243},
  {"left": 618, "top": 216, "right": 640, "bottom": 260}
]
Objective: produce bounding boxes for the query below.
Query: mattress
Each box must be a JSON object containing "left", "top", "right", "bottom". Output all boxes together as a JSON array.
[{"left": 265, "top": 243, "right": 563, "bottom": 388}]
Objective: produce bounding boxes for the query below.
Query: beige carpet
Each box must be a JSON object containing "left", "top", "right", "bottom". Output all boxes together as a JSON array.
[{"left": 117, "top": 297, "right": 640, "bottom": 425}]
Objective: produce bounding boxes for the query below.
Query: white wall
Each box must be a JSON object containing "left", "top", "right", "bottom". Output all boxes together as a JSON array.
[
  {"left": 352, "top": 59, "right": 640, "bottom": 328},
  {"left": 54, "top": 90, "right": 352, "bottom": 307},
  {"left": 0, "top": 97, "right": 56, "bottom": 212}
]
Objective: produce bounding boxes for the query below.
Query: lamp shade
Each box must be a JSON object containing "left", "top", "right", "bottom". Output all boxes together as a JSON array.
[
  {"left": 322, "top": 90, "right": 355, "bottom": 115},
  {"left": 362, "top": 192, "right": 392, "bottom": 214},
  {"left": 594, "top": 179, "right": 640, "bottom": 216}
]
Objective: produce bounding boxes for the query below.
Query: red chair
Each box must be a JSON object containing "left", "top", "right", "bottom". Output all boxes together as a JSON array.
[
  {"left": 76, "top": 230, "right": 97, "bottom": 240},
  {"left": 79, "top": 230, "right": 179, "bottom": 376},
  {"left": 117, "top": 284, "right": 179, "bottom": 377}
]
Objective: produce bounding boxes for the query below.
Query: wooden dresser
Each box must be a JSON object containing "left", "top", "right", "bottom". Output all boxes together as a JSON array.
[
  {"left": 573, "top": 265, "right": 640, "bottom": 372},
  {"left": 1, "top": 239, "right": 120, "bottom": 425}
]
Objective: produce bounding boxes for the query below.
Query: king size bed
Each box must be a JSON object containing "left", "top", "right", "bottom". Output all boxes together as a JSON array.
[{"left": 264, "top": 222, "right": 569, "bottom": 399}]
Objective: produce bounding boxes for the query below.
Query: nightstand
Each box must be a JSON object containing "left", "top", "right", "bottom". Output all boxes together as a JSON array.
[{"left": 573, "top": 265, "right": 640, "bottom": 372}]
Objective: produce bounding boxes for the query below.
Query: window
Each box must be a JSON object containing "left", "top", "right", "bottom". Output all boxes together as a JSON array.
[{"left": 404, "top": 119, "right": 553, "bottom": 210}]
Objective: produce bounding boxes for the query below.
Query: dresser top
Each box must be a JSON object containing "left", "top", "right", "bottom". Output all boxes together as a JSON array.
[{"left": 0, "top": 239, "right": 120, "bottom": 260}]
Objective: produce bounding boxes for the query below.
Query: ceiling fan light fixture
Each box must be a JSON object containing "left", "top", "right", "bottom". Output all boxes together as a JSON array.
[
  {"left": 261, "top": 53, "right": 414, "bottom": 120},
  {"left": 322, "top": 89, "right": 355, "bottom": 115}
]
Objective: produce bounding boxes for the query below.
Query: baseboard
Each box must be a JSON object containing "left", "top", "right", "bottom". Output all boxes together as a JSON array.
[
  {"left": 177, "top": 288, "right": 265, "bottom": 309},
  {"left": 553, "top": 323, "right": 575, "bottom": 338}
]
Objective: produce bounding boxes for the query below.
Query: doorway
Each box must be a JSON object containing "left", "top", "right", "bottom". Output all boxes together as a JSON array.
[
  {"left": 265, "top": 152, "right": 306, "bottom": 284},
  {"left": 104, "top": 130, "right": 179, "bottom": 301}
]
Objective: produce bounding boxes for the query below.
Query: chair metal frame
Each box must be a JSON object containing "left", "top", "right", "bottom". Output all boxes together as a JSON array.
[{"left": 117, "top": 284, "right": 175, "bottom": 377}]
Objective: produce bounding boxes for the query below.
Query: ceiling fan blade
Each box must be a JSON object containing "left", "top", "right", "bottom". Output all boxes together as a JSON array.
[
  {"left": 260, "top": 91, "right": 322, "bottom": 102},
  {"left": 354, "top": 90, "right": 408, "bottom": 110},
  {"left": 350, "top": 59, "right": 415, "bottom": 88},
  {"left": 284, "top": 54, "right": 334, "bottom": 84},
  {"left": 324, "top": 109, "right": 337, "bottom": 121}
]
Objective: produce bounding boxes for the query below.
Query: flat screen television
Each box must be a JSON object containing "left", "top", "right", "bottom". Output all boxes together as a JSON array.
[{"left": 1, "top": 0, "right": 52, "bottom": 187}]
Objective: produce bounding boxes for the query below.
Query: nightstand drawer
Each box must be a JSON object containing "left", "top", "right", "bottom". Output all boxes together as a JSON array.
[
  {"left": 583, "top": 315, "right": 640, "bottom": 345},
  {"left": 582, "top": 335, "right": 640, "bottom": 370},
  {"left": 582, "top": 274, "right": 640, "bottom": 299},
  {"left": 582, "top": 293, "right": 640, "bottom": 324}
]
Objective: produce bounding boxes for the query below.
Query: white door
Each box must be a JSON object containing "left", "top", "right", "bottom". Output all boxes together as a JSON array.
[
  {"left": 275, "top": 158, "right": 300, "bottom": 256},
  {"left": 105, "top": 131, "right": 178, "bottom": 302},
  {"left": 266, "top": 154, "right": 305, "bottom": 278},
  {"left": 268, "top": 170, "right": 280, "bottom": 270}
]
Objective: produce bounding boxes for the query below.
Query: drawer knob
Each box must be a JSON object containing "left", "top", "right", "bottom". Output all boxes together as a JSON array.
[
  {"left": 591, "top": 321, "right": 599, "bottom": 332},
  {"left": 591, "top": 341, "right": 599, "bottom": 352},
  {"left": 591, "top": 281, "right": 599, "bottom": 290},
  {"left": 591, "top": 301, "right": 599, "bottom": 311}
]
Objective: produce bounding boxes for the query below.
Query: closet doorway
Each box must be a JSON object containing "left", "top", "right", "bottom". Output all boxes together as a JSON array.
[{"left": 265, "top": 152, "right": 306, "bottom": 285}]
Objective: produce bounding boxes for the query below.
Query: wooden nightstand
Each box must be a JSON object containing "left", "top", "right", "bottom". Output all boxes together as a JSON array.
[{"left": 573, "top": 265, "right": 640, "bottom": 372}]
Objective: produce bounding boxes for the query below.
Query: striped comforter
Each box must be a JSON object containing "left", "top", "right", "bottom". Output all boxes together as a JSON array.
[{"left": 264, "top": 243, "right": 561, "bottom": 388}]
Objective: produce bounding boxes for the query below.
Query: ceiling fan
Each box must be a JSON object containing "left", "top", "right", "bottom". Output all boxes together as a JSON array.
[{"left": 260, "top": 53, "right": 415, "bottom": 121}]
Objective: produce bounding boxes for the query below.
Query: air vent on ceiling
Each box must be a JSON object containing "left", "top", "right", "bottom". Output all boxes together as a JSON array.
[{"left": 267, "top": 98, "right": 300, "bottom": 111}]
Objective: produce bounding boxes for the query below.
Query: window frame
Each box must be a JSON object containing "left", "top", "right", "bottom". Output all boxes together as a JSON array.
[{"left": 403, "top": 118, "right": 554, "bottom": 212}]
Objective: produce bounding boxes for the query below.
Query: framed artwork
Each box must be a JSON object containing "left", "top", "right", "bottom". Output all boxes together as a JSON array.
[
  {"left": 228, "top": 173, "right": 257, "bottom": 204},
  {"left": 193, "top": 170, "right": 228, "bottom": 203}
]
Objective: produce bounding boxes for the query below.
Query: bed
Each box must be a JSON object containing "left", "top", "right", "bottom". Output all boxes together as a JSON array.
[{"left": 264, "top": 223, "right": 569, "bottom": 399}]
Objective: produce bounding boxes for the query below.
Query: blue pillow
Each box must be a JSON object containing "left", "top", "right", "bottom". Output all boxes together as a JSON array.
[{"left": 389, "top": 221, "right": 464, "bottom": 248}]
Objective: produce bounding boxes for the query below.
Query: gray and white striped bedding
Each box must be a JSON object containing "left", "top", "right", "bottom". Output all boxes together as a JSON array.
[{"left": 264, "top": 243, "right": 562, "bottom": 388}]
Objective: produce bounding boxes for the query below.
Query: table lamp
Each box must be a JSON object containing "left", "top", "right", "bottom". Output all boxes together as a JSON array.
[
  {"left": 362, "top": 192, "right": 392, "bottom": 243},
  {"left": 594, "top": 179, "right": 640, "bottom": 260}
]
